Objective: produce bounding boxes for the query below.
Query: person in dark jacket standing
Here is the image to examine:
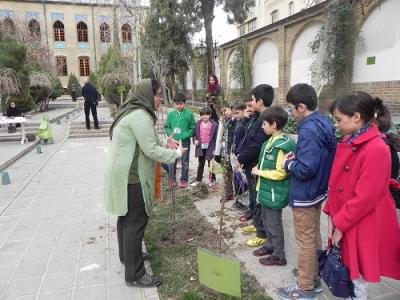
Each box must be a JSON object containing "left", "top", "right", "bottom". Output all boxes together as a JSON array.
[
  {"left": 277, "top": 84, "right": 336, "bottom": 300},
  {"left": 6, "top": 101, "right": 22, "bottom": 133},
  {"left": 237, "top": 84, "right": 274, "bottom": 248},
  {"left": 82, "top": 79, "right": 100, "bottom": 130}
]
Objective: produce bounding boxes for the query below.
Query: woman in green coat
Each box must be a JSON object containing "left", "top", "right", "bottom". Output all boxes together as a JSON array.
[{"left": 105, "top": 78, "right": 185, "bottom": 287}]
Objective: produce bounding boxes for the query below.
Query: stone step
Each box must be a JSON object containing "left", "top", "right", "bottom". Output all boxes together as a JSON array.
[
  {"left": 68, "top": 133, "right": 110, "bottom": 138},
  {"left": 71, "top": 120, "right": 113, "bottom": 126},
  {"left": 69, "top": 128, "right": 110, "bottom": 134},
  {"left": 69, "top": 124, "right": 111, "bottom": 129}
]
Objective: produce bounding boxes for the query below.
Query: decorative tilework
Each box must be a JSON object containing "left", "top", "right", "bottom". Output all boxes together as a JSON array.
[
  {"left": 54, "top": 42, "right": 66, "bottom": 49},
  {"left": 78, "top": 43, "right": 90, "bottom": 49},
  {"left": 75, "top": 15, "right": 88, "bottom": 23},
  {"left": 26, "top": 11, "right": 39, "bottom": 20},
  {"left": 98, "top": 15, "right": 110, "bottom": 23},
  {"left": 0, "top": 10, "right": 14, "bottom": 18},
  {"left": 120, "top": 16, "right": 133, "bottom": 24},
  {"left": 51, "top": 13, "right": 64, "bottom": 21}
]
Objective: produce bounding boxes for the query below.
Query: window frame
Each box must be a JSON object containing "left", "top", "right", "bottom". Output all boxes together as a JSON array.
[
  {"left": 56, "top": 56, "right": 68, "bottom": 76},
  {"left": 100, "top": 22, "right": 110, "bottom": 43},
  {"left": 28, "top": 19, "right": 41, "bottom": 39},
  {"left": 79, "top": 56, "right": 90, "bottom": 77},
  {"left": 53, "top": 20, "right": 65, "bottom": 42},
  {"left": 77, "top": 21, "right": 88, "bottom": 43},
  {"left": 121, "top": 23, "right": 132, "bottom": 43},
  {"left": 271, "top": 10, "right": 279, "bottom": 23}
]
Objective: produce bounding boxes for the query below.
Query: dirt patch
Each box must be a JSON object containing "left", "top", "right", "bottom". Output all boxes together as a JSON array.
[{"left": 144, "top": 176, "right": 271, "bottom": 300}]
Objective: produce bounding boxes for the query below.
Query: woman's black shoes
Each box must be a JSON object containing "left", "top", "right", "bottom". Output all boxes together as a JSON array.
[{"left": 126, "top": 273, "right": 163, "bottom": 288}]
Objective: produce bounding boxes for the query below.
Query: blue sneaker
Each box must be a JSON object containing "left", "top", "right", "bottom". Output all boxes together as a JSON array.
[{"left": 277, "top": 282, "right": 317, "bottom": 300}]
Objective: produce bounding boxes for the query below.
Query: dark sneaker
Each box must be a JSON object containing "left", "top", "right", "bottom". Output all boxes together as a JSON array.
[
  {"left": 143, "top": 252, "right": 152, "bottom": 261},
  {"left": 86, "top": 127, "right": 91, "bottom": 130},
  {"left": 291, "top": 268, "right": 323, "bottom": 293},
  {"left": 95, "top": 126, "right": 101, "bottom": 130},
  {"left": 259, "top": 255, "right": 287, "bottom": 266},
  {"left": 232, "top": 201, "right": 247, "bottom": 211},
  {"left": 277, "top": 283, "right": 317, "bottom": 300},
  {"left": 253, "top": 246, "right": 273, "bottom": 257},
  {"left": 239, "top": 212, "right": 252, "bottom": 222},
  {"left": 126, "top": 273, "right": 163, "bottom": 288}
]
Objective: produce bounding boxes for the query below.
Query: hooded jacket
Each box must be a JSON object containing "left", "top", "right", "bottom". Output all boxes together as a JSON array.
[
  {"left": 105, "top": 79, "right": 178, "bottom": 216},
  {"left": 285, "top": 111, "right": 336, "bottom": 208}
]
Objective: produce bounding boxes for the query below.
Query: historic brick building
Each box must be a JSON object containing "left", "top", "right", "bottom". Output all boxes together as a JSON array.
[
  {"left": 0, "top": 0, "right": 143, "bottom": 87},
  {"left": 220, "top": 0, "right": 400, "bottom": 114}
]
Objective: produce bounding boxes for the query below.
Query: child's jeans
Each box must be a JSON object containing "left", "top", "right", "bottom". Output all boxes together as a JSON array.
[
  {"left": 261, "top": 207, "right": 285, "bottom": 258},
  {"left": 170, "top": 140, "right": 190, "bottom": 182}
]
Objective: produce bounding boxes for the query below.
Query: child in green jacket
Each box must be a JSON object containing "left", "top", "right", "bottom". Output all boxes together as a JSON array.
[
  {"left": 164, "top": 93, "right": 196, "bottom": 188},
  {"left": 251, "top": 106, "right": 296, "bottom": 266}
]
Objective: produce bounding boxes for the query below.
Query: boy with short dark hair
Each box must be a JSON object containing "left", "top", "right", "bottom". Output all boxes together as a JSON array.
[
  {"left": 277, "top": 83, "right": 336, "bottom": 300},
  {"left": 164, "top": 93, "right": 196, "bottom": 188},
  {"left": 236, "top": 84, "right": 274, "bottom": 248},
  {"left": 251, "top": 106, "right": 296, "bottom": 266}
]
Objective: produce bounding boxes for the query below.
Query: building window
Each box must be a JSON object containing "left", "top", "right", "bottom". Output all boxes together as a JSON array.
[
  {"left": 239, "top": 26, "right": 245, "bottom": 37},
  {"left": 28, "top": 19, "right": 41, "bottom": 39},
  {"left": 100, "top": 22, "right": 110, "bottom": 43},
  {"left": 77, "top": 21, "right": 88, "bottom": 43},
  {"left": 271, "top": 10, "right": 279, "bottom": 23},
  {"left": 121, "top": 23, "right": 132, "bottom": 43},
  {"left": 2, "top": 17, "right": 15, "bottom": 35},
  {"left": 289, "top": 2, "right": 294, "bottom": 16},
  {"left": 56, "top": 56, "right": 67, "bottom": 76},
  {"left": 79, "top": 56, "right": 90, "bottom": 76},
  {"left": 53, "top": 20, "right": 65, "bottom": 42},
  {"left": 248, "top": 19, "right": 256, "bottom": 32}
]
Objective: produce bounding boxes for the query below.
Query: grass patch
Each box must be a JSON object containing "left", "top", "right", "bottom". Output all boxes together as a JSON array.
[
  {"left": 185, "top": 104, "right": 201, "bottom": 115},
  {"left": 144, "top": 189, "right": 272, "bottom": 300}
]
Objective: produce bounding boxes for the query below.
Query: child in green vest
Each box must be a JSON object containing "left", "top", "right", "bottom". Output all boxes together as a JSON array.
[{"left": 251, "top": 106, "right": 296, "bottom": 266}]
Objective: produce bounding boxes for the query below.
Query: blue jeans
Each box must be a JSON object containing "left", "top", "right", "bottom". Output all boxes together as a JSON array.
[{"left": 170, "top": 140, "right": 190, "bottom": 182}]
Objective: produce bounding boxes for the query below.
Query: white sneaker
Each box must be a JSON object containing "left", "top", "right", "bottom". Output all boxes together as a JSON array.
[{"left": 190, "top": 181, "right": 201, "bottom": 187}]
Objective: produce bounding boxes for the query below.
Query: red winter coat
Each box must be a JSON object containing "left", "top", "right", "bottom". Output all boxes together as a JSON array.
[{"left": 324, "top": 125, "right": 400, "bottom": 282}]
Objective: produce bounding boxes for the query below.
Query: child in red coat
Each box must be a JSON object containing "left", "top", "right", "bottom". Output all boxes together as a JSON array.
[{"left": 325, "top": 91, "right": 400, "bottom": 299}]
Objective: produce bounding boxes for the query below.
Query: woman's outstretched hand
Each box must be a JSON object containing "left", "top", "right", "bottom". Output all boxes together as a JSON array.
[{"left": 167, "top": 133, "right": 179, "bottom": 149}]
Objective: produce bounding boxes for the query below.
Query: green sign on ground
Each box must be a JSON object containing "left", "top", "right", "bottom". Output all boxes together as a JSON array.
[
  {"left": 367, "top": 56, "right": 376, "bottom": 65},
  {"left": 197, "top": 247, "right": 241, "bottom": 298}
]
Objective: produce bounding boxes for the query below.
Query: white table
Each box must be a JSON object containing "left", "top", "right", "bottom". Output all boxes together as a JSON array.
[{"left": 0, "top": 117, "right": 28, "bottom": 144}]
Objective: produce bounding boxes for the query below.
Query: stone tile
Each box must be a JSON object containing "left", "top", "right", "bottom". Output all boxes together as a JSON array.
[
  {"left": 73, "top": 285, "right": 106, "bottom": 300},
  {"left": 38, "top": 290, "right": 72, "bottom": 300},
  {"left": 52, "top": 245, "right": 80, "bottom": 259},
  {"left": 0, "top": 251, "right": 24, "bottom": 266},
  {"left": 1, "top": 277, "right": 41, "bottom": 299},
  {"left": 0, "top": 239, "right": 30, "bottom": 252},
  {"left": 14, "top": 260, "right": 47, "bottom": 279},
  {"left": 22, "top": 248, "right": 51, "bottom": 262},
  {"left": 47, "top": 257, "right": 78, "bottom": 274},
  {"left": 76, "top": 268, "right": 106, "bottom": 287},
  {"left": 41, "top": 272, "right": 75, "bottom": 293},
  {"left": 8, "top": 229, "right": 36, "bottom": 241},
  {"left": 56, "top": 233, "right": 82, "bottom": 246},
  {"left": 106, "top": 283, "right": 144, "bottom": 300}
]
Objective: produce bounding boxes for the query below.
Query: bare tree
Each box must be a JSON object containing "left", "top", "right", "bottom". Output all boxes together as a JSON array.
[{"left": 0, "top": 68, "right": 22, "bottom": 114}]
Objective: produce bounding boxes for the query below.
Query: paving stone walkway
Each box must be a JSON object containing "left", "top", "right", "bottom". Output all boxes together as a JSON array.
[{"left": 0, "top": 137, "right": 159, "bottom": 300}]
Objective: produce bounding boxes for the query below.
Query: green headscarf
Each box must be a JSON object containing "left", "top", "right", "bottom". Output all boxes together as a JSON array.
[{"left": 109, "top": 78, "right": 157, "bottom": 139}]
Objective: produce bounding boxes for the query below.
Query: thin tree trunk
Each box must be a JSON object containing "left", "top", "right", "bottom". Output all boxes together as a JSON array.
[
  {"left": 170, "top": 72, "right": 176, "bottom": 97},
  {"left": 201, "top": 0, "right": 215, "bottom": 76}
]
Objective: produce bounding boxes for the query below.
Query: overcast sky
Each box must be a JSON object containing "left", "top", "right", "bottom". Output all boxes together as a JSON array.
[{"left": 192, "top": 6, "right": 238, "bottom": 46}]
